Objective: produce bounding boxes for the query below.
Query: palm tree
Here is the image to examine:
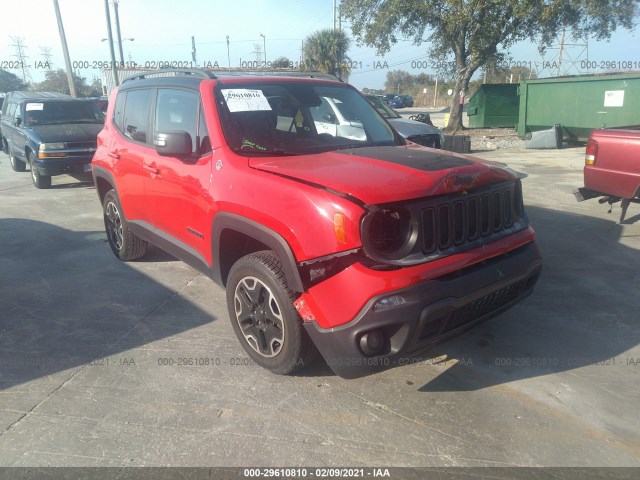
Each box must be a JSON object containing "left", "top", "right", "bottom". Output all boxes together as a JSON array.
[{"left": 302, "top": 29, "right": 351, "bottom": 79}]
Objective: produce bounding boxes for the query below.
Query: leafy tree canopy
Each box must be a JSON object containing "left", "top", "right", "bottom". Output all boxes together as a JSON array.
[
  {"left": 0, "top": 69, "right": 28, "bottom": 93},
  {"left": 33, "top": 69, "right": 101, "bottom": 97},
  {"left": 271, "top": 56, "right": 292, "bottom": 68},
  {"left": 341, "top": 0, "right": 638, "bottom": 131},
  {"left": 303, "top": 29, "right": 352, "bottom": 78}
]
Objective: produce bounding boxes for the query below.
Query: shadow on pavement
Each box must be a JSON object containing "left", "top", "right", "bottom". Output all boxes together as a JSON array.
[
  {"left": 1, "top": 202, "right": 638, "bottom": 389},
  {"left": 0, "top": 218, "right": 217, "bottom": 390},
  {"left": 418, "top": 205, "right": 640, "bottom": 392}
]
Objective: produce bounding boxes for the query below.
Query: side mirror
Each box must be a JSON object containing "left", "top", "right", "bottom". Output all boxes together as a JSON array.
[
  {"left": 15, "top": 117, "right": 21, "bottom": 127},
  {"left": 154, "top": 131, "right": 192, "bottom": 157}
]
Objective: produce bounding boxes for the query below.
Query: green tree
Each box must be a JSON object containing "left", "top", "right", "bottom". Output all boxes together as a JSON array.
[
  {"left": 384, "top": 70, "right": 414, "bottom": 94},
  {"left": 34, "top": 69, "right": 95, "bottom": 97},
  {"left": 0, "top": 69, "right": 28, "bottom": 93},
  {"left": 271, "top": 56, "right": 292, "bottom": 68},
  {"left": 303, "top": 29, "right": 351, "bottom": 79},
  {"left": 341, "top": 0, "right": 638, "bottom": 132}
]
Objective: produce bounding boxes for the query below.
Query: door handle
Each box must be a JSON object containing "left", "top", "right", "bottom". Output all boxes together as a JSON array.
[
  {"left": 144, "top": 164, "right": 159, "bottom": 175},
  {"left": 107, "top": 151, "right": 120, "bottom": 159}
]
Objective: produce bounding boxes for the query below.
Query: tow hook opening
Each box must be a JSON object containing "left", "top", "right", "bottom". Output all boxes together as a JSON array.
[{"left": 358, "top": 329, "right": 387, "bottom": 356}]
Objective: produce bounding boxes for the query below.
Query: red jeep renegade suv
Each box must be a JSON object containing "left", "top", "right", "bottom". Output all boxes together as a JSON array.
[{"left": 92, "top": 70, "right": 541, "bottom": 378}]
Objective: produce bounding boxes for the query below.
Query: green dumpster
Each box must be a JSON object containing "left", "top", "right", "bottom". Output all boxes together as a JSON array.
[
  {"left": 467, "top": 83, "right": 519, "bottom": 128},
  {"left": 517, "top": 73, "right": 640, "bottom": 142}
]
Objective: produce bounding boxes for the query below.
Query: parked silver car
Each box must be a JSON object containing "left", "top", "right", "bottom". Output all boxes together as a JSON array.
[{"left": 366, "top": 95, "right": 444, "bottom": 149}]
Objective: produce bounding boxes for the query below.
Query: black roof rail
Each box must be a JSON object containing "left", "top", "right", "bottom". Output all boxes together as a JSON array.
[
  {"left": 121, "top": 68, "right": 218, "bottom": 83},
  {"left": 120, "top": 68, "right": 342, "bottom": 84},
  {"left": 215, "top": 70, "right": 342, "bottom": 82}
]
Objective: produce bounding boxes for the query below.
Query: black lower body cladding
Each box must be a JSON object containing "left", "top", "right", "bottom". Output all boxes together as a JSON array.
[{"left": 305, "top": 242, "right": 542, "bottom": 378}]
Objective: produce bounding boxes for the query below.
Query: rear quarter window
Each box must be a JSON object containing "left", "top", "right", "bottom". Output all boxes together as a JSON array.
[
  {"left": 122, "top": 89, "right": 152, "bottom": 144},
  {"left": 113, "top": 92, "right": 125, "bottom": 131}
]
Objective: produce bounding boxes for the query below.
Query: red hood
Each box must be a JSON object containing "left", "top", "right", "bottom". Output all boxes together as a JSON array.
[{"left": 249, "top": 145, "right": 515, "bottom": 205}]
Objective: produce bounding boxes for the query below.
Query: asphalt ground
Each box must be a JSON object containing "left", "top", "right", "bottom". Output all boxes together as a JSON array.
[{"left": 0, "top": 144, "right": 639, "bottom": 471}]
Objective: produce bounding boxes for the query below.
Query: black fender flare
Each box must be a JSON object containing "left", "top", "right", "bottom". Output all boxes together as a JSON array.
[
  {"left": 211, "top": 212, "right": 304, "bottom": 293},
  {"left": 92, "top": 166, "right": 117, "bottom": 201}
]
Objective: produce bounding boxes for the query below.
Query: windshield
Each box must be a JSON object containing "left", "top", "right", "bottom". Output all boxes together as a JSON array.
[
  {"left": 216, "top": 82, "right": 400, "bottom": 156},
  {"left": 23, "top": 101, "right": 105, "bottom": 126},
  {"left": 365, "top": 95, "right": 401, "bottom": 119}
]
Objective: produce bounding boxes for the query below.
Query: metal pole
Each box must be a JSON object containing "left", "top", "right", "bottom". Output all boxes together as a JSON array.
[
  {"left": 333, "top": 0, "right": 336, "bottom": 30},
  {"left": 433, "top": 78, "right": 438, "bottom": 107},
  {"left": 53, "top": 0, "right": 77, "bottom": 97},
  {"left": 104, "top": 0, "right": 119, "bottom": 86},
  {"left": 226, "top": 36, "right": 231, "bottom": 72},
  {"left": 113, "top": 0, "right": 125, "bottom": 66}
]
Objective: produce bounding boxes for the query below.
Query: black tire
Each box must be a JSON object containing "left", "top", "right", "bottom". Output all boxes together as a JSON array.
[
  {"left": 9, "top": 148, "right": 26, "bottom": 172},
  {"left": 28, "top": 152, "right": 51, "bottom": 188},
  {"left": 102, "top": 189, "right": 148, "bottom": 261},
  {"left": 226, "top": 250, "right": 318, "bottom": 374}
]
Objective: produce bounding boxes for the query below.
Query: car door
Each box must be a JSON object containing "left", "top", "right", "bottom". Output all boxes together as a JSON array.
[
  {"left": 10, "top": 102, "right": 28, "bottom": 162},
  {"left": 111, "top": 88, "right": 155, "bottom": 223},
  {"left": 145, "top": 88, "right": 212, "bottom": 259}
]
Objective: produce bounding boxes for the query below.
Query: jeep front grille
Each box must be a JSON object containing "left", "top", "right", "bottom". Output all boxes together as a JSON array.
[
  {"left": 361, "top": 180, "right": 527, "bottom": 266},
  {"left": 421, "top": 184, "right": 520, "bottom": 256}
]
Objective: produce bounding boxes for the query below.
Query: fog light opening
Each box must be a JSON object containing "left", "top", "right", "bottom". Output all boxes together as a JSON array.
[
  {"left": 374, "top": 294, "right": 406, "bottom": 311},
  {"left": 359, "top": 329, "right": 386, "bottom": 356}
]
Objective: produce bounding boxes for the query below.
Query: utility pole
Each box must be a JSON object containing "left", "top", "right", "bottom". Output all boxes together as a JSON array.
[
  {"left": 52, "top": 0, "right": 77, "bottom": 96},
  {"left": 103, "top": 0, "right": 119, "bottom": 87},
  {"left": 113, "top": 0, "right": 125, "bottom": 66},
  {"left": 40, "top": 46, "right": 54, "bottom": 68},
  {"left": 226, "top": 36, "right": 231, "bottom": 71},
  {"left": 10, "top": 36, "right": 32, "bottom": 84},
  {"left": 558, "top": 28, "right": 566, "bottom": 76},
  {"left": 252, "top": 44, "right": 263, "bottom": 63},
  {"left": 333, "top": 0, "right": 336, "bottom": 29},
  {"left": 191, "top": 36, "right": 197, "bottom": 65},
  {"left": 433, "top": 78, "right": 438, "bottom": 107},
  {"left": 259, "top": 34, "right": 266, "bottom": 66}
]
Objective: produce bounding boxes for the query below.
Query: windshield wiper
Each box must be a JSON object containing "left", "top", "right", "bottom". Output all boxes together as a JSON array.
[{"left": 235, "top": 146, "right": 299, "bottom": 156}]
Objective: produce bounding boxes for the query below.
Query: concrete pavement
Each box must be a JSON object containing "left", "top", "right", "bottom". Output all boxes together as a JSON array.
[{"left": 0, "top": 147, "right": 638, "bottom": 468}]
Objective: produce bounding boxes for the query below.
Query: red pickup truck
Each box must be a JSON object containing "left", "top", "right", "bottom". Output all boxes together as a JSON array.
[{"left": 575, "top": 128, "right": 640, "bottom": 222}]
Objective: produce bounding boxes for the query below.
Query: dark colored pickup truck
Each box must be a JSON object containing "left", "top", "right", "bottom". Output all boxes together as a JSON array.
[
  {"left": 1, "top": 92, "right": 105, "bottom": 188},
  {"left": 575, "top": 127, "right": 640, "bottom": 222}
]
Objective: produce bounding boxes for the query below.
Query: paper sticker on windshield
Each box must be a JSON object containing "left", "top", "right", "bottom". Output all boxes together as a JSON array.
[
  {"left": 26, "top": 103, "right": 44, "bottom": 111},
  {"left": 222, "top": 89, "right": 272, "bottom": 112}
]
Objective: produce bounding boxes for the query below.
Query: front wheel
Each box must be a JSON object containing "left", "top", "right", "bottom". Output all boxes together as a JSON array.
[
  {"left": 28, "top": 152, "right": 51, "bottom": 188},
  {"left": 226, "top": 251, "right": 317, "bottom": 374},
  {"left": 102, "top": 189, "right": 148, "bottom": 261}
]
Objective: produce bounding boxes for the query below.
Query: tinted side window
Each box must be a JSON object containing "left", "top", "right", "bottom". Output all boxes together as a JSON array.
[
  {"left": 198, "top": 104, "right": 211, "bottom": 154},
  {"left": 123, "top": 89, "right": 151, "bottom": 143},
  {"left": 6, "top": 102, "right": 18, "bottom": 120},
  {"left": 113, "top": 91, "right": 126, "bottom": 131},
  {"left": 155, "top": 89, "right": 198, "bottom": 153},
  {"left": 14, "top": 104, "right": 22, "bottom": 123}
]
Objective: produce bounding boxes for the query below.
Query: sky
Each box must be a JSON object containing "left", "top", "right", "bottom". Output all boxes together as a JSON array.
[{"left": 1, "top": 0, "right": 638, "bottom": 91}]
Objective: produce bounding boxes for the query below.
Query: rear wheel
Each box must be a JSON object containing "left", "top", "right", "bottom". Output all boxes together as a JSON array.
[
  {"left": 9, "top": 148, "right": 26, "bottom": 172},
  {"left": 226, "top": 250, "right": 317, "bottom": 374},
  {"left": 102, "top": 189, "right": 148, "bottom": 261},
  {"left": 28, "top": 152, "right": 51, "bottom": 188}
]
